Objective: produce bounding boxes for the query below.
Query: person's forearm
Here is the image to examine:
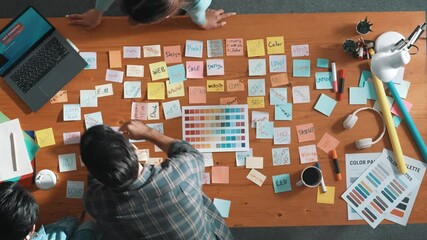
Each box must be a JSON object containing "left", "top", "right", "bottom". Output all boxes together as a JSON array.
[
  {"left": 95, "top": 0, "right": 115, "bottom": 12},
  {"left": 145, "top": 128, "right": 176, "bottom": 153}
]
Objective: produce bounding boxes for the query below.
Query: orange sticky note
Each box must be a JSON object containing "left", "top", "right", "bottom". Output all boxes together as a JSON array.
[
  {"left": 226, "top": 38, "right": 244, "bottom": 56},
  {"left": 226, "top": 79, "right": 244, "bottom": 92},
  {"left": 147, "top": 82, "right": 165, "bottom": 100},
  {"left": 108, "top": 50, "right": 122, "bottom": 68},
  {"left": 211, "top": 166, "right": 229, "bottom": 184},
  {"left": 188, "top": 86, "right": 206, "bottom": 104},
  {"left": 296, "top": 123, "right": 316, "bottom": 143},
  {"left": 247, "top": 96, "right": 265, "bottom": 109},
  {"left": 271, "top": 73, "right": 289, "bottom": 87},
  {"left": 50, "top": 90, "right": 68, "bottom": 103},
  {"left": 206, "top": 80, "right": 225, "bottom": 92},
  {"left": 35, "top": 128, "right": 56, "bottom": 147},
  {"left": 163, "top": 45, "right": 182, "bottom": 64},
  {"left": 317, "top": 132, "right": 340, "bottom": 154},
  {"left": 220, "top": 97, "right": 238, "bottom": 105},
  {"left": 246, "top": 39, "right": 265, "bottom": 57},
  {"left": 267, "top": 36, "right": 285, "bottom": 54}
]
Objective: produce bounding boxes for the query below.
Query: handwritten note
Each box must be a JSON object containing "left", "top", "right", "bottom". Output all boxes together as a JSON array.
[
  {"left": 271, "top": 73, "right": 289, "bottom": 87},
  {"left": 147, "top": 82, "right": 165, "bottom": 100},
  {"left": 163, "top": 45, "right": 182, "bottom": 64},
  {"left": 95, "top": 83, "right": 114, "bottom": 97},
  {"left": 124, "top": 81, "right": 142, "bottom": 99},
  {"left": 185, "top": 40, "right": 203, "bottom": 58},
  {"left": 58, "top": 153, "right": 77, "bottom": 172},
  {"left": 296, "top": 123, "right": 315, "bottom": 142},
  {"left": 126, "top": 65, "right": 144, "bottom": 77},
  {"left": 273, "top": 174, "right": 292, "bottom": 193},
  {"left": 35, "top": 128, "right": 56, "bottom": 147},
  {"left": 247, "top": 169, "right": 267, "bottom": 186},
  {"left": 79, "top": 52, "right": 97, "bottom": 69},
  {"left": 349, "top": 87, "right": 367, "bottom": 105},
  {"left": 298, "top": 144, "right": 318, "bottom": 164},
  {"left": 269, "top": 55, "right": 286, "bottom": 73},
  {"left": 202, "top": 152, "right": 214, "bottom": 167},
  {"left": 207, "top": 39, "right": 224, "bottom": 57},
  {"left": 267, "top": 36, "right": 285, "bottom": 54},
  {"left": 123, "top": 46, "right": 141, "bottom": 58},
  {"left": 317, "top": 132, "right": 340, "bottom": 154},
  {"left": 226, "top": 38, "right": 243, "bottom": 56},
  {"left": 63, "top": 104, "right": 81, "bottom": 121},
  {"left": 270, "top": 88, "right": 287, "bottom": 105},
  {"left": 235, "top": 149, "right": 253, "bottom": 167},
  {"left": 147, "top": 102, "right": 160, "bottom": 120},
  {"left": 131, "top": 102, "right": 147, "bottom": 120},
  {"left": 80, "top": 90, "right": 97, "bottom": 107},
  {"left": 50, "top": 90, "right": 68, "bottom": 103},
  {"left": 105, "top": 69, "right": 124, "bottom": 83},
  {"left": 220, "top": 97, "right": 238, "bottom": 105},
  {"left": 143, "top": 45, "right": 161, "bottom": 57},
  {"left": 63, "top": 132, "right": 80, "bottom": 145},
  {"left": 314, "top": 93, "right": 337, "bottom": 117},
  {"left": 211, "top": 166, "right": 229, "bottom": 184},
  {"left": 186, "top": 61, "right": 204, "bottom": 78},
  {"left": 203, "top": 172, "right": 210, "bottom": 184},
  {"left": 291, "top": 44, "right": 309, "bottom": 57},
  {"left": 256, "top": 121, "right": 274, "bottom": 139},
  {"left": 317, "top": 186, "right": 335, "bottom": 204},
  {"left": 293, "top": 59, "right": 311, "bottom": 77},
  {"left": 247, "top": 96, "right": 265, "bottom": 109},
  {"left": 166, "top": 80, "right": 185, "bottom": 98},
  {"left": 84, "top": 112, "right": 103, "bottom": 129},
  {"left": 315, "top": 72, "right": 333, "bottom": 89},
  {"left": 108, "top": 50, "right": 122, "bottom": 68},
  {"left": 272, "top": 147, "right": 290, "bottom": 166},
  {"left": 206, "top": 59, "right": 225, "bottom": 76},
  {"left": 246, "top": 39, "right": 265, "bottom": 57},
  {"left": 248, "top": 59, "right": 267, "bottom": 76},
  {"left": 207, "top": 80, "right": 225, "bottom": 92},
  {"left": 162, "top": 99, "right": 182, "bottom": 120},
  {"left": 246, "top": 157, "right": 264, "bottom": 169},
  {"left": 136, "top": 149, "right": 149, "bottom": 162},
  {"left": 274, "top": 127, "right": 291, "bottom": 145},
  {"left": 251, "top": 111, "right": 269, "bottom": 128},
  {"left": 213, "top": 198, "right": 231, "bottom": 218},
  {"left": 188, "top": 86, "right": 206, "bottom": 104},
  {"left": 226, "top": 79, "right": 244, "bottom": 92},
  {"left": 66, "top": 181, "right": 84, "bottom": 199},
  {"left": 317, "top": 58, "right": 329, "bottom": 68},
  {"left": 149, "top": 61, "right": 168, "bottom": 81},
  {"left": 248, "top": 79, "right": 265, "bottom": 96},
  {"left": 167, "top": 63, "right": 186, "bottom": 83},
  {"left": 292, "top": 86, "right": 310, "bottom": 104},
  {"left": 274, "top": 103, "right": 292, "bottom": 120}
]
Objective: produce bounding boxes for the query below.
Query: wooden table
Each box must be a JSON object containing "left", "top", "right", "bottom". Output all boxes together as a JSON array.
[{"left": 0, "top": 12, "right": 426, "bottom": 227}]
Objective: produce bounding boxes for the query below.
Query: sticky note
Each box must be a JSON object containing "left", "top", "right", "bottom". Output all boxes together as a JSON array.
[
  {"left": 274, "top": 127, "right": 291, "bottom": 145},
  {"left": 80, "top": 90, "right": 97, "bottom": 107},
  {"left": 349, "top": 87, "right": 367, "bottom": 105},
  {"left": 63, "top": 104, "right": 81, "bottom": 121},
  {"left": 147, "top": 158, "right": 162, "bottom": 165},
  {"left": 298, "top": 144, "right": 318, "bottom": 164},
  {"left": 207, "top": 80, "right": 225, "bottom": 92},
  {"left": 207, "top": 39, "right": 224, "bottom": 57},
  {"left": 147, "top": 102, "right": 160, "bottom": 120},
  {"left": 296, "top": 123, "right": 315, "bottom": 142},
  {"left": 167, "top": 64, "right": 186, "bottom": 83},
  {"left": 271, "top": 73, "right": 289, "bottom": 87},
  {"left": 123, "top": 81, "right": 142, "bottom": 99},
  {"left": 226, "top": 38, "right": 244, "bottom": 56},
  {"left": 143, "top": 45, "right": 161, "bottom": 57},
  {"left": 395, "top": 80, "right": 411, "bottom": 99},
  {"left": 126, "top": 65, "right": 144, "bottom": 77},
  {"left": 364, "top": 80, "right": 378, "bottom": 100},
  {"left": 79, "top": 52, "right": 97, "bottom": 69},
  {"left": 359, "top": 70, "right": 372, "bottom": 87},
  {"left": 291, "top": 44, "right": 309, "bottom": 57},
  {"left": 163, "top": 45, "right": 182, "bottom": 64},
  {"left": 50, "top": 90, "right": 68, "bottom": 104},
  {"left": 206, "top": 59, "right": 225, "bottom": 76},
  {"left": 149, "top": 61, "right": 168, "bottom": 81},
  {"left": 235, "top": 149, "right": 253, "bottom": 167},
  {"left": 248, "top": 59, "right": 266, "bottom": 76},
  {"left": 136, "top": 149, "right": 149, "bottom": 162},
  {"left": 292, "top": 86, "right": 310, "bottom": 104},
  {"left": 226, "top": 79, "right": 244, "bottom": 92},
  {"left": 272, "top": 147, "right": 290, "bottom": 166},
  {"left": 188, "top": 86, "right": 206, "bottom": 104},
  {"left": 147, "top": 82, "right": 165, "bottom": 100},
  {"left": 220, "top": 97, "right": 238, "bottom": 105},
  {"left": 185, "top": 40, "right": 203, "bottom": 58},
  {"left": 246, "top": 39, "right": 265, "bottom": 57},
  {"left": 58, "top": 153, "right": 77, "bottom": 172},
  {"left": 274, "top": 103, "right": 292, "bottom": 120},
  {"left": 267, "top": 36, "right": 285, "bottom": 54},
  {"left": 315, "top": 72, "right": 333, "bottom": 89},
  {"left": 166, "top": 80, "right": 185, "bottom": 98},
  {"left": 269, "top": 55, "right": 286, "bottom": 73},
  {"left": 202, "top": 152, "right": 214, "bottom": 167},
  {"left": 108, "top": 50, "right": 122, "bottom": 68},
  {"left": 211, "top": 166, "right": 229, "bottom": 184},
  {"left": 84, "top": 112, "right": 103, "bottom": 129},
  {"left": 393, "top": 115, "right": 403, "bottom": 128},
  {"left": 35, "top": 128, "right": 56, "bottom": 147},
  {"left": 213, "top": 198, "right": 231, "bottom": 218},
  {"left": 186, "top": 61, "right": 204, "bottom": 78},
  {"left": 247, "top": 169, "right": 267, "bottom": 186},
  {"left": 317, "top": 58, "right": 329, "bottom": 68},
  {"left": 293, "top": 59, "right": 310, "bottom": 77},
  {"left": 95, "top": 83, "right": 114, "bottom": 97},
  {"left": 256, "top": 121, "right": 274, "bottom": 139},
  {"left": 131, "top": 102, "right": 147, "bottom": 120},
  {"left": 123, "top": 46, "right": 141, "bottom": 58},
  {"left": 272, "top": 174, "right": 292, "bottom": 193},
  {"left": 270, "top": 88, "right": 287, "bottom": 105},
  {"left": 314, "top": 93, "right": 337, "bottom": 117},
  {"left": 391, "top": 99, "right": 413, "bottom": 118},
  {"left": 317, "top": 186, "right": 335, "bottom": 204},
  {"left": 66, "top": 181, "right": 84, "bottom": 199},
  {"left": 203, "top": 172, "right": 211, "bottom": 184},
  {"left": 162, "top": 100, "right": 182, "bottom": 120},
  {"left": 251, "top": 111, "right": 269, "bottom": 128},
  {"left": 247, "top": 96, "right": 265, "bottom": 109},
  {"left": 246, "top": 157, "right": 263, "bottom": 169},
  {"left": 317, "top": 132, "right": 340, "bottom": 154},
  {"left": 105, "top": 69, "right": 124, "bottom": 83},
  {"left": 63, "top": 132, "right": 80, "bottom": 145},
  {"left": 248, "top": 79, "right": 266, "bottom": 96}
]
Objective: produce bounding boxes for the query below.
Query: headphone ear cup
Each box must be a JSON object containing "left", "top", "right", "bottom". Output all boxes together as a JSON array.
[
  {"left": 343, "top": 114, "right": 358, "bottom": 129},
  {"left": 356, "top": 138, "right": 373, "bottom": 149}
]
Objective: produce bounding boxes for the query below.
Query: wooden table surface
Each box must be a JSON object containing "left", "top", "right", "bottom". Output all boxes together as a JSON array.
[{"left": 0, "top": 12, "right": 426, "bottom": 228}]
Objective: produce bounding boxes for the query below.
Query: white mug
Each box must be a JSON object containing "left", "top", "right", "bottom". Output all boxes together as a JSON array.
[
  {"left": 35, "top": 169, "right": 57, "bottom": 190},
  {"left": 296, "top": 166, "right": 323, "bottom": 187}
]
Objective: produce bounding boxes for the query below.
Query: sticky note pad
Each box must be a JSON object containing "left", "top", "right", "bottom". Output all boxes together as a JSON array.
[
  {"left": 186, "top": 61, "right": 204, "bottom": 79},
  {"left": 247, "top": 169, "right": 267, "bottom": 186},
  {"left": 317, "top": 132, "right": 340, "bottom": 154},
  {"left": 298, "top": 144, "right": 318, "bottom": 164},
  {"left": 248, "top": 59, "right": 267, "bottom": 76},
  {"left": 226, "top": 79, "right": 245, "bottom": 92},
  {"left": 267, "top": 36, "right": 285, "bottom": 54},
  {"left": 207, "top": 80, "right": 225, "bottom": 92},
  {"left": 143, "top": 45, "right": 161, "bottom": 57},
  {"left": 270, "top": 88, "right": 287, "bottom": 105},
  {"left": 296, "top": 123, "right": 315, "bottom": 142},
  {"left": 317, "top": 58, "right": 329, "bottom": 68},
  {"left": 314, "top": 93, "right": 337, "bottom": 117},
  {"left": 162, "top": 100, "right": 182, "bottom": 120},
  {"left": 246, "top": 39, "right": 265, "bottom": 57},
  {"left": 149, "top": 61, "right": 168, "bottom": 81},
  {"left": 35, "top": 128, "right": 56, "bottom": 147},
  {"left": 272, "top": 147, "right": 290, "bottom": 166},
  {"left": 79, "top": 52, "right": 97, "bottom": 69},
  {"left": 235, "top": 149, "right": 253, "bottom": 167},
  {"left": 63, "top": 104, "right": 81, "bottom": 121},
  {"left": 213, "top": 198, "right": 231, "bottom": 218},
  {"left": 124, "top": 81, "right": 142, "bottom": 99},
  {"left": 349, "top": 87, "right": 367, "bottom": 105},
  {"left": 126, "top": 65, "right": 144, "bottom": 77},
  {"left": 50, "top": 90, "right": 68, "bottom": 104},
  {"left": 317, "top": 186, "right": 335, "bottom": 204},
  {"left": 80, "top": 90, "right": 97, "bottom": 107},
  {"left": 247, "top": 96, "right": 265, "bottom": 109},
  {"left": 105, "top": 69, "right": 124, "bottom": 83},
  {"left": 274, "top": 103, "right": 292, "bottom": 120},
  {"left": 291, "top": 44, "right": 309, "bottom": 57},
  {"left": 272, "top": 174, "right": 292, "bottom": 193},
  {"left": 271, "top": 73, "right": 289, "bottom": 87},
  {"left": 167, "top": 63, "right": 186, "bottom": 83},
  {"left": 66, "top": 181, "right": 84, "bottom": 199},
  {"left": 293, "top": 59, "right": 310, "bottom": 77},
  {"left": 248, "top": 79, "right": 266, "bottom": 96},
  {"left": 226, "top": 38, "right": 244, "bottom": 56},
  {"left": 246, "top": 157, "right": 264, "bottom": 169},
  {"left": 147, "top": 82, "right": 165, "bottom": 100},
  {"left": 166, "top": 81, "right": 185, "bottom": 98},
  {"left": 108, "top": 50, "right": 122, "bottom": 68},
  {"left": 163, "top": 45, "right": 182, "bottom": 64},
  {"left": 123, "top": 46, "right": 141, "bottom": 58},
  {"left": 269, "top": 55, "right": 286, "bottom": 73},
  {"left": 273, "top": 127, "right": 291, "bottom": 145},
  {"left": 315, "top": 72, "right": 333, "bottom": 89},
  {"left": 207, "top": 39, "right": 224, "bottom": 57},
  {"left": 95, "top": 83, "right": 114, "bottom": 97},
  {"left": 206, "top": 59, "right": 225, "bottom": 76},
  {"left": 292, "top": 86, "right": 310, "bottom": 104},
  {"left": 185, "top": 40, "right": 203, "bottom": 58},
  {"left": 188, "top": 86, "right": 206, "bottom": 104},
  {"left": 84, "top": 112, "right": 103, "bottom": 129},
  {"left": 58, "top": 153, "right": 77, "bottom": 172},
  {"left": 256, "top": 121, "right": 273, "bottom": 139},
  {"left": 211, "top": 166, "right": 229, "bottom": 184}
]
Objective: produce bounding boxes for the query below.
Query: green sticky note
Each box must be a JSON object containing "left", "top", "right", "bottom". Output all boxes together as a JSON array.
[
  {"left": 273, "top": 174, "right": 292, "bottom": 193},
  {"left": 317, "top": 58, "right": 329, "bottom": 68},
  {"left": 314, "top": 94, "right": 337, "bottom": 117},
  {"left": 293, "top": 59, "right": 310, "bottom": 77}
]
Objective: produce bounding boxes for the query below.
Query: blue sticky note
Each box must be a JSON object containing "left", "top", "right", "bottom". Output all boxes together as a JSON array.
[
  {"left": 256, "top": 121, "right": 274, "bottom": 139},
  {"left": 349, "top": 87, "right": 367, "bottom": 105},
  {"left": 359, "top": 70, "right": 372, "bottom": 87},
  {"left": 270, "top": 88, "right": 287, "bottom": 105},
  {"left": 207, "top": 39, "right": 224, "bottom": 57},
  {"left": 80, "top": 90, "right": 98, "bottom": 107},
  {"left": 364, "top": 80, "right": 378, "bottom": 100},
  {"left": 315, "top": 72, "right": 333, "bottom": 89},
  {"left": 314, "top": 94, "right": 337, "bottom": 117},
  {"left": 248, "top": 79, "right": 266, "bottom": 96},
  {"left": 269, "top": 55, "right": 286, "bottom": 73},
  {"left": 58, "top": 153, "right": 77, "bottom": 172},
  {"left": 272, "top": 147, "right": 290, "bottom": 166},
  {"left": 185, "top": 40, "right": 203, "bottom": 58},
  {"left": 293, "top": 59, "right": 310, "bottom": 77},
  {"left": 393, "top": 115, "right": 403, "bottom": 128},
  {"left": 162, "top": 100, "right": 182, "bottom": 120},
  {"left": 272, "top": 174, "right": 292, "bottom": 193},
  {"left": 248, "top": 59, "right": 267, "bottom": 76},
  {"left": 63, "top": 104, "right": 81, "bottom": 121},
  {"left": 213, "top": 198, "right": 231, "bottom": 218},
  {"left": 66, "top": 181, "right": 84, "bottom": 199},
  {"left": 123, "top": 81, "right": 142, "bottom": 98},
  {"left": 84, "top": 112, "right": 103, "bottom": 129},
  {"left": 274, "top": 103, "right": 292, "bottom": 120},
  {"left": 167, "top": 64, "right": 186, "bottom": 83},
  {"left": 317, "top": 58, "right": 329, "bottom": 68},
  {"left": 235, "top": 149, "right": 253, "bottom": 167}
]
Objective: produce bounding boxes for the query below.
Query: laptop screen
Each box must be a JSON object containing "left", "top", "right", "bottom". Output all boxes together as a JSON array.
[{"left": 0, "top": 7, "right": 53, "bottom": 76}]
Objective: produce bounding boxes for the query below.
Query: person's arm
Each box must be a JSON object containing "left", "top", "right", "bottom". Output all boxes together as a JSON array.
[
  {"left": 66, "top": 0, "right": 115, "bottom": 30},
  {"left": 183, "top": 0, "right": 236, "bottom": 30}
]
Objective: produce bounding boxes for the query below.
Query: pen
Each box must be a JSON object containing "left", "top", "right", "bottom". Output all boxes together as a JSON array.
[
  {"left": 315, "top": 162, "right": 327, "bottom": 193},
  {"left": 331, "top": 62, "right": 338, "bottom": 92},
  {"left": 330, "top": 149, "right": 342, "bottom": 181},
  {"left": 10, "top": 132, "right": 18, "bottom": 172},
  {"left": 337, "top": 69, "right": 345, "bottom": 101}
]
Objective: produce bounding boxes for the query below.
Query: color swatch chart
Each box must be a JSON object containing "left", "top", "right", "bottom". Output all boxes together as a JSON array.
[
  {"left": 182, "top": 105, "right": 249, "bottom": 152},
  {"left": 341, "top": 149, "right": 420, "bottom": 228}
]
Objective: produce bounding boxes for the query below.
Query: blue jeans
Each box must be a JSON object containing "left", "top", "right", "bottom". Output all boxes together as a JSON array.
[{"left": 32, "top": 217, "right": 101, "bottom": 240}]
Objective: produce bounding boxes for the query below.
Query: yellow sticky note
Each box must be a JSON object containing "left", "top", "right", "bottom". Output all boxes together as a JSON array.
[
  {"left": 246, "top": 39, "right": 265, "bottom": 57},
  {"left": 35, "top": 128, "right": 56, "bottom": 147},
  {"left": 247, "top": 96, "right": 265, "bottom": 109},
  {"left": 149, "top": 61, "right": 168, "bottom": 81},
  {"left": 206, "top": 80, "right": 225, "bottom": 92},
  {"left": 267, "top": 36, "right": 285, "bottom": 54},
  {"left": 166, "top": 81, "right": 185, "bottom": 98},
  {"left": 108, "top": 50, "right": 122, "bottom": 68},
  {"left": 147, "top": 82, "right": 165, "bottom": 100},
  {"left": 317, "top": 186, "right": 335, "bottom": 204}
]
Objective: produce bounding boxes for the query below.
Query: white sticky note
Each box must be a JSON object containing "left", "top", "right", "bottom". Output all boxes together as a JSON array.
[
  {"left": 291, "top": 44, "right": 309, "bottom": 57},
  {"left": 206, "top": 59, "right": 225, "bottom": 76},
  {"left": 147, "top": 102, "right": 160, "bottom": 120},
  {"left": 63, "top": 132, "right": 81, "bottom": 145},
  {"left": 292, "top": 86, "right": 310, "bottom": 103},
  {"left": 248, "top": 79, "right": 266, "bottom": 96},
  {"left": 123, "top": 46, "right": 141, "bottom": 58},
  {"left": 248, "top": 59, "right": 267, "bottom": 76},
  {"left": 235, "top": 149, "right": 253, "bottom": 167},
  {"left": 247, "top": 169, "right": 267, "bottom": 186},
  {"left": 80, "top": 90, "right": 98, "bottom": 107},
  {"left": 143, "top": 45, "right": 161, "bottom": 57},
  {"left": 269, "top": 55, "right": 287, "bottom": 73},
  {"left": 246, "top": 157, "right": 264, "bottom": 169},
  {"left": 136, "top": 149, "right": 149, "bottom": 162},
  {"left": 58, "top": 153, "right": 77, "bottom": 172},
  {"left": 202, "top": 152, "right": 214, "bottom": 167},
  {"left": 66, "top": 181, "right": 84, "bottom": 199},
  {"left": 124, "top": 81, "right": 142, "bottom": 99},
  {"left": 84, "top": 112, "right": 103, "bottom": 129},
  {"left": 126, "top": 65, "right": 144, "bottom": 77},
  {"left": 105, "top": 69, "right": 124, "bottom": 83},
  {"left": 251, "top": 111, "right": 269, "bottom": 128},
  {"left": 95, "top": 83, "right": 114, "bottom": 97},
  {"left": 79, "top": 52, "right": 97, "bottom": 69},
  {"left": 63, "top": 104, "right": 81, "bottom": 121},
  {"left": 273, "top": 127, "right": 291, "bottom": 145}
]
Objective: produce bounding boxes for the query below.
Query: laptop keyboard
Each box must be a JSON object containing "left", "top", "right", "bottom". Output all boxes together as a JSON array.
[{"left": 10, "top": 37, "right": 69, "bottom": 93}]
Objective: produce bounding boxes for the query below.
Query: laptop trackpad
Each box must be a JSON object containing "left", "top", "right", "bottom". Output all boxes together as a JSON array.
[{"left": 39, "top": 81, "right": 60, "bottom": 97}]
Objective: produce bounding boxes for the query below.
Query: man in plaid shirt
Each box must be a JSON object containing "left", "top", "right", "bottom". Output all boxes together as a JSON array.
[{"left": 80, "top": 120, "right": 233, "bottom": 240}]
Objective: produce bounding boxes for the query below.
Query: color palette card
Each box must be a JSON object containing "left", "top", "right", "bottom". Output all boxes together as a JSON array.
[
  {"left": 182, "top": 105, "right": 249, "bottom": 152},
  {"left": 341, "top": 149, "right": 421, "bottom": 228}
]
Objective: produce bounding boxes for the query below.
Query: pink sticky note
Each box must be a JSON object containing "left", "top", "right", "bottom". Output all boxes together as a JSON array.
[
  {"left": 186, "top": 61, "right": 204, "bottom": 79},
  {"left": 296, "top": 123, "right": 315, "bottom": 143},
  {"left": 188, "top": 86, "right": 206, "bottom": 104},
  {"left": 131, "top": 102, "right": 147, "bottom": 120},
  {"left": 211, "top": 166, "right": 229, "bottom": 184},
  {"left": 164, "top": 45, "right": 182, "bottom": 64},
  {"left": 390, "top": 100, "right": 413, "bottom": 118},
  {"left": 298, "top": 144, "right": 318, "bottom": 164},
  {"left": 317, "top": 132, "right": 340, "bottom": 154},
  {"left": 203, "top": 172, "right": 211, "bottom": 184}
]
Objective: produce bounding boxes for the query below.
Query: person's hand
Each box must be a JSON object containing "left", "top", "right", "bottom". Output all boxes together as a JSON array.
[
  {"left": 119, "top": 120, "right": 152, "bottom": 140},
  {"left": 66, "top": 9, "right": 104, "bottom": 30},
  {"left": 200, "top": 9, "right": 236, "bottom": 30}
]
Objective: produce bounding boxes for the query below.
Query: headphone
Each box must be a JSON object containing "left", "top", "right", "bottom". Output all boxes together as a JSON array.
[{"left": 343, "top": 107, "right": 386, "bottom": 149}]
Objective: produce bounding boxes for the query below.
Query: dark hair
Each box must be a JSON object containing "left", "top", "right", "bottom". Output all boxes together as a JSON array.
[
  {"left": 80, "top": 125, "right": 139, "bottom": 189},
  {"left": 0, "top": 182, "right": 39, "bottom": 240},
  {"left": 119, "top": 0, "right": 179, "bottom": 24}
]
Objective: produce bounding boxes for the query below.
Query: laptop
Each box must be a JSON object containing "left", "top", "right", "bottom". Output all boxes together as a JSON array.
[{"left": 0, "top": 6, "right": 87, "bottom": 112}]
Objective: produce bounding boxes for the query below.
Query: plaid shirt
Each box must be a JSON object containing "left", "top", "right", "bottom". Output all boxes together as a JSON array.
[{"left": 84, "top": 141, "right": 233, "bottom": 240}]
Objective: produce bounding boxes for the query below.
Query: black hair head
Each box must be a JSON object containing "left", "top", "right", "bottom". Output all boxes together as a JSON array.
[{"left": 119, "top": 0, "right": 180, "bottom": 24}]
